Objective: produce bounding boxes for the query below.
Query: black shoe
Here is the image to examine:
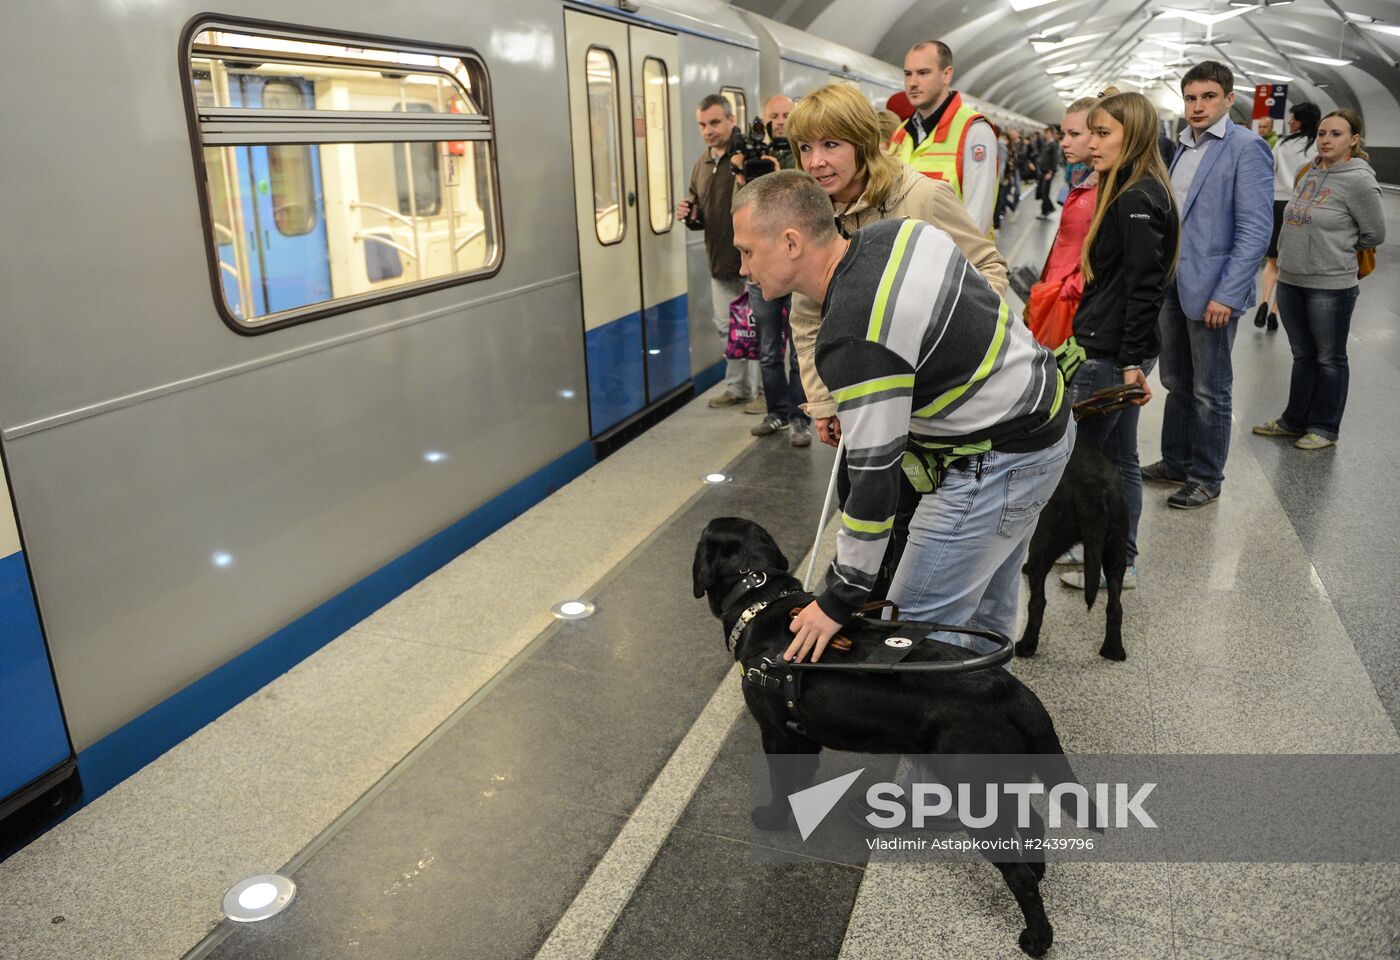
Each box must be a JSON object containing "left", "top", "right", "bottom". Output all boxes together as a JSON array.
[
  {"left": 1167, "top": 481, "right": 1220, "bottom": 510},
  {"left": 1252, "top": 303, "right": 1269, "bottom": 328},
  {"left": 1266, "top": 312, "right": 1279, "bottom": 331},
  {"left": 1140, "top": 460, "right": 1186, "bottom": 485}
]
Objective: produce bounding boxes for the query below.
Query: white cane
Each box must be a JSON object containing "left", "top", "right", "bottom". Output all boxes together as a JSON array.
[{"left": 803, "top": 435, "right": 845, "bottom": 592}]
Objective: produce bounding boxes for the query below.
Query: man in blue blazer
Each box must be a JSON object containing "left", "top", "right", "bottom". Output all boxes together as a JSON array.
[{"left": 1143, "top": 62, "right": 1273, "bottom": 509}]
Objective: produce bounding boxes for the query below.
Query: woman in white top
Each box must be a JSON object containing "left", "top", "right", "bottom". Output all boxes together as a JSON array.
[{"left": 1254, "top": 102, "right": 1320, "bottom": 330}]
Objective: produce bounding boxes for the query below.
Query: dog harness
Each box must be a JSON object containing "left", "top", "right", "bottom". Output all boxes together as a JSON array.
[{"left": 723, "top": 575, "right": 1015, "bottom": 737}]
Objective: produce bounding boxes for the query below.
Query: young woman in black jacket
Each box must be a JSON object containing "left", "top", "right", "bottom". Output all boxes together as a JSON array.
[{"left": 1060, "top": 91, "right": 1179, "bottom": 591}]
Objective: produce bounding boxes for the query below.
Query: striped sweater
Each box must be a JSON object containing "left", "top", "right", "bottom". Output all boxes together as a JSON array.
[{"left": 814, "top": 218, "right": 1068, "bottom": 622}]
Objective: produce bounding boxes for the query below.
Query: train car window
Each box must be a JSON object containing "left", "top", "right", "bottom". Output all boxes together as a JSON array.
[
  {"left": 184, "top": 24, "right": 502, "bottom": 331},
  {"left": 584, "top": 47, "right": 625, "bottom": 246},
  {"left": 642, "top": 58, "right": 672, "bottom": 234},
  {"left": 721, "top": 87, "right": 747, "bottom": 128}
]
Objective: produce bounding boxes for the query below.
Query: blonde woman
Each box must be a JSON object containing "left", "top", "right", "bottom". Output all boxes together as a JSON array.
[
  {"left": 783, "top": 82, "right": 1009, "bottom": 448},
  {"left": 1253, "top": 109, "right": 1385, "bottom": 450},
  {"left": 776, "top": 82, "right": 1010, "bottom": 598},
  {"left": 1060, "top": 92, "right": 1179, "bottom": 591}
]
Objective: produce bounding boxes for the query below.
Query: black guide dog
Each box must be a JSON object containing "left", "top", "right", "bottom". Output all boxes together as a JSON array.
[
  {"left": 693, "top": 517, "right": 1090, "bottom": 957},
  {"left": 1017, "top": 432, "right": 1130, "bottom": 662}
]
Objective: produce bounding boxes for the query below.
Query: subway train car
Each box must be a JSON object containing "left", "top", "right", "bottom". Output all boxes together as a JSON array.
[{"left": 0, "top": 0, "right": 1041, "bottom": 826}]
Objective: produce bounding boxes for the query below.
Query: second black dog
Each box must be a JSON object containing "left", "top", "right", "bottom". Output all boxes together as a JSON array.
[{"left": 1018, "top": 432, "right": 1130, "bottom": 661}]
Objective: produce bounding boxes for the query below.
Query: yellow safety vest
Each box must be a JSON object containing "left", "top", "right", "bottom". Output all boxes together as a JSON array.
[{"left": 890, "top": 92, "right": 988, "bottom": 204}]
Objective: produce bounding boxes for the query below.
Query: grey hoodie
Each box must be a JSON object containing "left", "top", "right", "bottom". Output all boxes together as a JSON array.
[{"left": 1278, "top": 157, "right": 1386, "bottom": 290}]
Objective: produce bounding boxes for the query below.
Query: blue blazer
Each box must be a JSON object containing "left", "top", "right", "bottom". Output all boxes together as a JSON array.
[{"left": 1169, "top": 122, "right": 1274, "bottom": 320}]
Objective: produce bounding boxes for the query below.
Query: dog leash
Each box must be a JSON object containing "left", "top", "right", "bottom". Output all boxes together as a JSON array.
[{"left": 803, "top": 435, "right": 845, "bottom": 592}]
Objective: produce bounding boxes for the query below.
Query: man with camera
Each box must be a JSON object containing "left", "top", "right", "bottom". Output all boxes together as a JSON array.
[
  {"left": 678, "top": 93, "right": 758, "bottom": 409},
  {"left": 729, "top": 95, "right": 811, "bottom": 446}
]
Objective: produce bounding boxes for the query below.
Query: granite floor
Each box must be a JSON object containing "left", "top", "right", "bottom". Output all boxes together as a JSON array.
[{"left": 1, "top": 190, "right": 1396, "bottom": 960}]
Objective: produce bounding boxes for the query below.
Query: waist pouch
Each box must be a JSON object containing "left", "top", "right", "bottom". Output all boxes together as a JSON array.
[{"left": 1054, "top": 336, "right": 1086, "bottom": 384}]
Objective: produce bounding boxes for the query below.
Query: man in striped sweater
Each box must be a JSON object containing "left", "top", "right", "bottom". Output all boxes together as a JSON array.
[{"left": 732, "top": 171, "right": 1073, "bottom": 664}]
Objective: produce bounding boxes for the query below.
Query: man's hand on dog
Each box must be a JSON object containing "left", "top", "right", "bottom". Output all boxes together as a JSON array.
[{"left": 787, "top": 601, "right": 842, "bottom": 662}]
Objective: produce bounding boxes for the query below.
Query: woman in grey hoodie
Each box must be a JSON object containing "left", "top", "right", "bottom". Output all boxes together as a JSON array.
[{"left": 1253, "top": 109, "right": 1385, "bottom": 450}]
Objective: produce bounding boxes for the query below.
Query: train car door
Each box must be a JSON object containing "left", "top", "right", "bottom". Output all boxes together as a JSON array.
[
  {"left": 628, "top": 28, "right": 689, "bottom": 403},
  {"left": 212, "top": 77, "right": 332, "bottom": 318},
  {"left": 565, "top": 11, "right": 689, "bottom": 436},
  {"left": 0, "top": 447, "right": 75, "bottom": 826},
  {"left": 242, "top": 78, "right": 333, "bottom": 315}
]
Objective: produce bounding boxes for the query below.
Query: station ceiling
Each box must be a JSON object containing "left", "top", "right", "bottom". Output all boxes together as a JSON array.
[{"left": 732, "top": 0, "right": 1400, "bottom": 142}]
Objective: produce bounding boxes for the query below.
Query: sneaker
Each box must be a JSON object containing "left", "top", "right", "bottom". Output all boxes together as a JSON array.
[
  {"left": 1294, "top": 432, "right": 1336, "bottom": 450},
  {"left": 750, "top": 414, "right": 789, "bottom": 437},
  {"left": 1055, "top": 545, "right": 1083, "bottom": 566},
  {"left": 707, "top": 391, "right": 749, "bottom": 408},
  {"left": 1266, "top": 312, "right": 1279, "bottom": 332},
  {"left": 744, "top": 395, "right": 767, "bottom": 415},
  {"left": 1252, "top": 303, "right": 1269, "bottom": 328},
  {"left": 1167, "top": 481, "right": 1219, "bottom": 510},
  {"left": 1140, "top": 460, "right": 1186, "bottom": 485},
  {"left": 789, "top": 420, "right": 812, "bottom": 447},
  {"left": 1252, "top": 419, "right": 1303, "bottom": 437},
  {"left": 1060, "top": 565, "right": 1137, "bottom": 590}
]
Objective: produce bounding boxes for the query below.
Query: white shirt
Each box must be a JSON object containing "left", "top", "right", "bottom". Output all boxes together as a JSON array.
[
  {"left": 1170, "top": 113, "right": 1231, "bottom": 208},
  {"left": 1272, "top": 135, "right": 1313, "bottom": 202}
]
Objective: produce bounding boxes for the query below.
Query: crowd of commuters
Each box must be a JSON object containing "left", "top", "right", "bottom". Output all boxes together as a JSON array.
[{"left": 685, "top": 48, "right": 1384, "bottom": 642}]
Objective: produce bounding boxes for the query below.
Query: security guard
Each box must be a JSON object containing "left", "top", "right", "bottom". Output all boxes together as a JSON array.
[{"left": 891, "top": 40, "right": 999, "bottom": 236}]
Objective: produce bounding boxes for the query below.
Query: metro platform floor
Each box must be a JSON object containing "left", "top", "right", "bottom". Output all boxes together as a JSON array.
[{"left": 2, "top": 193, "right": 1399, "bottom": 960}]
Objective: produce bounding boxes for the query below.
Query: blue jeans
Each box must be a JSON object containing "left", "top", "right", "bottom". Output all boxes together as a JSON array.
[
  {"left": 1068, "top": 356, "right": 1148, "bottom": 565},
  {"left": 887, "top": 422, "right": 1075, "bottom": 653},
  {"left": 1275, "top": 282, "right": 1357, "bottom": 441},
  {"left": 748, "top": 283, "right": 807, "bottom": 423},
  {"left": 1157, "top": 286, "right": 1239, "bottom": 491}
]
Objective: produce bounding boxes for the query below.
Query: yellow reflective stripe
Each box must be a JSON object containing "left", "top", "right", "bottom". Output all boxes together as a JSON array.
[
  {"left": 867, "top": 220, "right": 918, "bottom": 343},
  {"left": 913, "top": 299, "right": 1010, "bottom": 418},
  {"left": 842, "top": 513, "right": 895, "bottom": 535},
  {"left": 1049, "top": 365, "right": 1065, "bottom": 417},
  {"left": 830, "top": 373, "right": 915, "bottom": 404}
]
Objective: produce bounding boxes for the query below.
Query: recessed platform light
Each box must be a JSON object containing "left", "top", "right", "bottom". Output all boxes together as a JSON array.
[
  {"left": 223, "top": 875, "right": 296, "bottom": 923},
  {"left": 211, "top": 551, "right": 234, "bottom": 568},
  {"left": 702, "top": 472, "right": 732, "bottom": 484},
  {"left": 551, "top": 599, "right": 595, "bottom": 620},
  {"left": 423, "top": 451, "right": 448, "bottom": 463}
]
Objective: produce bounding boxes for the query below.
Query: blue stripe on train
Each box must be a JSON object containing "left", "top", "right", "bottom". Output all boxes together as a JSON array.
[
  {"left": 587, "top": 292, "right": 691, "bottom": 435},
  {"left": 586, "top": 311, "right": 645, "bottom": 435},
  {"left": 75, "top": 442, "right": 596, "bottom": 805},
  {"left": 643, "top": 293, "right": 690, "bottom": 400},
  {"left": 0, "top": 550, "right": 71, "bottom": 804}
]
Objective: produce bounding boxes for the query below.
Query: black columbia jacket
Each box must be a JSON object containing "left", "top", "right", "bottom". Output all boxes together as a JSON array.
[{"left": 1072, "top": 178, "right": 1179, "bottom": 368}]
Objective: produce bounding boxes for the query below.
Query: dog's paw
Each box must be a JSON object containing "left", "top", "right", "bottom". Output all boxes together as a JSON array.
[
  {"left": 1018, "top": 925, "right": 1053, "bottom": 957},
  {"left": 750, "top": 803, "right": 790, "bottom": 831},
  {"left": 1098, "top": 643, "right": 1127, "bottom": 662},
  {"left": 1015, "top": 639, "right": 1039, "bottom": 658}
]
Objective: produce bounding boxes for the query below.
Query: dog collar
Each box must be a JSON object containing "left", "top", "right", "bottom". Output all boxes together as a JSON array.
[
  {"left": 727, "top": 586, "right": 803, "bottom": 652},
  {"left": 719, "top": 570, "right": 769, "bottom": 615}
]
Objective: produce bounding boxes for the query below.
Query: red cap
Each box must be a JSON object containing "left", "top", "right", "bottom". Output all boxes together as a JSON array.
[{"left": 886, "top": 91, "right": 914, "bottom": 120}]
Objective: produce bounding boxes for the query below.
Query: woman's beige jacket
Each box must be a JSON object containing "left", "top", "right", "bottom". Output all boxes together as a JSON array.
[{"left": 792, "top": 166, "right": 1010, "bottom": 419}]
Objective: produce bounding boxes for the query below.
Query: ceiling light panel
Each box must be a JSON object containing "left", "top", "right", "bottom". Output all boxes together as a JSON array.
[{"left": 1155, "top": 6, "right": 1256, "bottom": 26}]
